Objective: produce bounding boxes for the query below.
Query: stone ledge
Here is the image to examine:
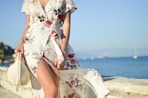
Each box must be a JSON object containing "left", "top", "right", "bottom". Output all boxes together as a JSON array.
[
  {"left": 0, "top": 87, "right": 21, "bottom": 98},
  {"left": 104, "top": 76, "right": 148, "bottom": 98},
  {"left": 0, "top": 80, "right": 33, "bottom": 98},
  {"left": 1, "top": 67, "right": 148, "bottom": 98},
  {"left": 107, "top": 89, "right": 148, "bottom": 98}
]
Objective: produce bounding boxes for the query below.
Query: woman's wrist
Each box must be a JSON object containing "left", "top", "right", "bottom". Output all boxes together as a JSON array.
[
  {"left": 62, "top": 50, "right": 67, "bottom": 56},
  {"left": 19, "top": 38, "right": 24, "bottom": 45}
]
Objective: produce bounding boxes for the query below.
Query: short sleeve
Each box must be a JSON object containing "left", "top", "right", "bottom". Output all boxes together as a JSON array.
[
  {"left": 21, "top": 0, "right": 30, "bottom": 14},
  {"left": 65, "top": 0, "right": 77, "bottom": 14}
]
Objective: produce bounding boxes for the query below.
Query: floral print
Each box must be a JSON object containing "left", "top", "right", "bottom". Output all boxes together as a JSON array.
[
  {"left": 38, "top": 15, "right": 46, "bottom": 22},
  {"left": 64, "top": 93, "right": 75, "bottom": 98},
  {"left": 21, "top": 0, "right": 109, "bottom": 97},
  {"left": 63, "top": 53, "right": 78, "bottom": 70}
]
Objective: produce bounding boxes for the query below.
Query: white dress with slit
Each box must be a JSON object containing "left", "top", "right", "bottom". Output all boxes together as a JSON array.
[{"left": 22, "top": 0, "right": 110, "bottom": 97}]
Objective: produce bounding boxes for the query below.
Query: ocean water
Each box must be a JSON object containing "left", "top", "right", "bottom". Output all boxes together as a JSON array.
[
  {"left": 78, "top": 56, "right": 148, "bottom": 79},
  {"left": 1, "top": 56, "right": 148, "bottom": 79}
]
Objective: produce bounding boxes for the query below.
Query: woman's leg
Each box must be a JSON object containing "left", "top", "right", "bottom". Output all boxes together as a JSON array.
[{"left": 37, "top": 58, "right": 59, "bottom": 98}]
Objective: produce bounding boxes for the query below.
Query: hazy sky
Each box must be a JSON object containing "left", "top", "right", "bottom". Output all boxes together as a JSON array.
[{"left": 0, "top": 0, "right": 148, "bottom": 58}]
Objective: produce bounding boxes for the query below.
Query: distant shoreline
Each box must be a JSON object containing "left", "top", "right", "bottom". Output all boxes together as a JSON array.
[{"left": 78, "top": 55, "right": 148, "bottom": 60}]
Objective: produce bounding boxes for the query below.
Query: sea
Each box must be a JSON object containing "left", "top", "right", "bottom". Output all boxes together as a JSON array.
[
  {"left": 0, "top": 56, "right": 148, "bottom": 79},
  {"left": 78, "top": 56, "right": 148, "bottom": 79}
]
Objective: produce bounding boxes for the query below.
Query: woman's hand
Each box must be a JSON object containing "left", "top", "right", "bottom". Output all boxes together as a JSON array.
[
  {"left": 54, "top": 57, "right": 65, "bottom": 70},
  {"left": 14, "top": 43, "right": 24, "bottom": 55}
]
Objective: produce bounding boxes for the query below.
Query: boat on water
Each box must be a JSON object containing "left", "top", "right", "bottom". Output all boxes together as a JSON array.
[
  {"left": 133, "top": 48, "right": 138, "bottom": 59},
  {"left": 90, "top": 56, "right": 94, "bottom": 60},
  {"left": 133, "top": 55, "right": 138, "bottom": 59},
  {"left": 99, "top": 53, "right": 108, "bottom": 59}
]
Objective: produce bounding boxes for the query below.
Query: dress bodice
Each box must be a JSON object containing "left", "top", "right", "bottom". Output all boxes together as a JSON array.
[{"left": 21, "top": 0, "right": 76, "bottom": 27}]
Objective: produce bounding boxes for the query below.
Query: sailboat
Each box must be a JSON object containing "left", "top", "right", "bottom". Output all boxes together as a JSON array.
[
  {"left": 133, "top": 55, "right": 138, "bottom": 59},
  {"left": 82, "top": 57, "right": 86, "bottom": 60},
  {"left": 90, "top": 56, "right": 94, "bottom": 60},
  {"left": 133, "top": 48, "right": 138, "bottom": 59},
  {"left": 99, "top": 53, "right": 108, "bottom": 59}
]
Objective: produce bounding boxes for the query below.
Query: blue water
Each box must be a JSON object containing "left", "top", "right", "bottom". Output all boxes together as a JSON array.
[
  {"left": 78, "top": 56, "right": 148, "bottom": 79},
  {"left": 1, "top": 56, "right": 148, "bottom": 79}
]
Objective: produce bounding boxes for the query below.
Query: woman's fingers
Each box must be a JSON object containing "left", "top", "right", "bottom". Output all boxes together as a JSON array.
[
  {"left": 57, "top": 62, "right": 63, "bottom": 70},
  {"left": 14, "top": 43, "right": 24, "bottom": 55},
  {"left": 54, "top": 58, "right": 58, "bottom": 67},
  {"left": 60, "top": 62, "right": 65, "bottom": 69},
  {"left": 54, "top": 57, "right": 66, "bottom": 70},
  {"left": 20, "top": 48, "right": 24, "bottom": 54},
  {"left": 55, "top": 59, "right": 65, "bottom": 70},
  {"left": 55, "top": 58, "right": 61, "bottom": 70},
  {"left": 14, "top": 48, "right": 24, "bottom": 57}
]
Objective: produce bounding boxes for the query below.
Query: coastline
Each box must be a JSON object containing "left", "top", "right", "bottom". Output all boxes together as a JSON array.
[{"left": 0, "top": 66, "right": 148, "bottom": 98}]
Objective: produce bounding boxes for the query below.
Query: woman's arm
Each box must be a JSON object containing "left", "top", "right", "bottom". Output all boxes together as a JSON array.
[
  {"left": 61, "top": 11, "right": 71, "bottom": 55},
  {"left": 14, "top": 14, "right": 30, "bottom": 54},
  {"left": 55, "top": 12, "right": 71, "bottom": 70},
  {"left": 21, "top": 15, "right": 30, "bottom": 44}
]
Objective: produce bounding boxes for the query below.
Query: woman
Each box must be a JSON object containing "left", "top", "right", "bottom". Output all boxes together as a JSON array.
[{"left": 15, "top": 0, "right": 110, "bottom": 98}]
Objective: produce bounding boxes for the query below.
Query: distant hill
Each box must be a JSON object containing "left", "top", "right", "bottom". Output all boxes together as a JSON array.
[{"left": 0, "top": 42, "right": 14, "bottom": 59}]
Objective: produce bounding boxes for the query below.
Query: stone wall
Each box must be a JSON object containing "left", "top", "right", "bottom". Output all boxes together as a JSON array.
[
  {"left": 0, "top": 67, "right": 43, "bottom": 98},
  {"left": 1, "top": 66, "right": 148, "bottom": 98}
]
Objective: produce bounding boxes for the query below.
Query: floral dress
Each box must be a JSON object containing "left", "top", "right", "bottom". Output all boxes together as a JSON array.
[{"left": 22, "top": 0, "right": 110, "bottom": 98}]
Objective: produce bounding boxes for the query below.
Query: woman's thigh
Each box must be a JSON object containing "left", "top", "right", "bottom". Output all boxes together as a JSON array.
[{"left": 36, "top": 59, "right": 58, "bottom": 93}]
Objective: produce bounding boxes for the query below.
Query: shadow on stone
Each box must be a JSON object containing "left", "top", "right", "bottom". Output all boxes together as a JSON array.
[{"left": 102, "top": 75, "right": 116, "bottom": 81}]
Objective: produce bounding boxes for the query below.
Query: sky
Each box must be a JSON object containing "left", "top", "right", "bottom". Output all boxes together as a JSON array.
[{"left": 0, "top": 0, "right": 148, "bottom": 58}]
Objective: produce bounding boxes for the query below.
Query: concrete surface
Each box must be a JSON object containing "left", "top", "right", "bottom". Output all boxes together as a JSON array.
[
  {"left": 0, "top": 86, "right": 21, "bottom": 98},
  {"left": 104, "top": 76, "right": 148, "bottom": 98}
]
